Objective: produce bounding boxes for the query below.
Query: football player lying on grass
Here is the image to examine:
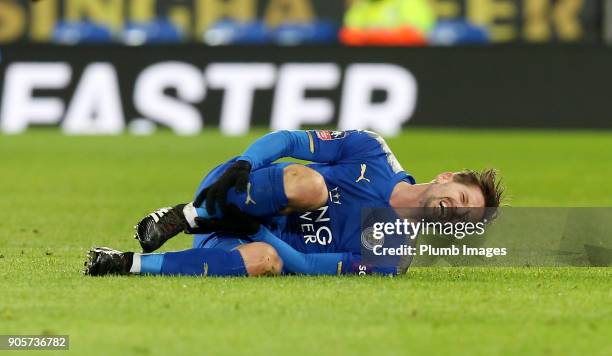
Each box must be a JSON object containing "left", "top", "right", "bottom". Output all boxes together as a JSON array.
[{"left": 84, "top": 130, "right": 503, "bottom": 277}]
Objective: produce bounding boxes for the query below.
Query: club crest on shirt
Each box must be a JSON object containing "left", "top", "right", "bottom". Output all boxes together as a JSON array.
[
  {"left": 361, "top": 227, "right": 383, "bottom": 251},
  {"left": 316, "top": 130, "right": 346, "bottom": 141}
]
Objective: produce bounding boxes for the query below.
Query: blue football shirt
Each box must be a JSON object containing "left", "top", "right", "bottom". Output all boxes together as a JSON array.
[{"left": 264, "top": 130, "right": 416, "bottom": 256}]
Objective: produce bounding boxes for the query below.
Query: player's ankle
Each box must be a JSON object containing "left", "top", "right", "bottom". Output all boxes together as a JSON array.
[{"left": 182, "top": 202, "right": 199, "bottom": 230}]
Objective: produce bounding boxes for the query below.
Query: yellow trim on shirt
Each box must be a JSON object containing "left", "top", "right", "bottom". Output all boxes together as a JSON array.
[{"left": 307, "top": 131, "right": 315, "bottom": 153}]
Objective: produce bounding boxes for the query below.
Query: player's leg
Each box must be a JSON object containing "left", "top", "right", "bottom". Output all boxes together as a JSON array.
[
  {"left": 83, "top": 241, "right": 282, "bottom": 277},
  {"left": 237, "top": 242, "right": 284, "bottom": 276},
  {"left": 136, "top": 161, "right": 328, "bottom": 252},
  {"left": 134, "top": 159, "right": 239, "bottom": 252},
  {"left": 282, "top": 164, "right": 330, "bottom": 212},
  {"left": 189, "top": 234, "right": 282, "bottom": 275},
  {"left": 185, "top": 163, "right": 328, "bottom": 222}
]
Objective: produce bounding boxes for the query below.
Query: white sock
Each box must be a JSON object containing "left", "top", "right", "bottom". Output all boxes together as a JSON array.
[
  {"left": 183, "top": 202, "right": 199, "bottom": 229},
  {"left": 129, "top": 253, "right": 141, "bottom": 273}
]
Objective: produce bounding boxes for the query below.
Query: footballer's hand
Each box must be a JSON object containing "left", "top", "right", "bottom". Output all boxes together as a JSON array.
[
  {"left": 194, "top": 160, "right": 252, "bottom": 215},
  {"left": 190, "top": 204, "right": 260, "bottom": 236}
]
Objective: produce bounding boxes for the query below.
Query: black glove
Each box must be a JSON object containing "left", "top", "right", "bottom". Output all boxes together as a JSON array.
[
  {"left": 189, "top": 204, "right": 261, "bottom": 236},
  {"left": 194, "top": 160, "right": 252, "bottom": 215}
]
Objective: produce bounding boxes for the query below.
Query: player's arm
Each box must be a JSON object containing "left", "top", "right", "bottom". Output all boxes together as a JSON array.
[
  {"left": 238, "top": 130, "right": 379, "bottom": 170},
  {"left": 251, "top": 226, "right": 397, "bottom": 276},
  {"left": 195, "top": 130, "right": 381, "bottom": 215},
  {"left": 194, "top": 130, "right": 324, "bottom": 212},
  {"left": 194, "top": 212, "right": 398, "bottom": 275},
  {"left": 238, "top": 130, "right": 335, "bottom": 169}
]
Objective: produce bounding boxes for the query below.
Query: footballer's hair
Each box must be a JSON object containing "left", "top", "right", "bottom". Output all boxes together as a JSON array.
[{"left": 453, "top": 168, "right": 505, "bottom": 221}]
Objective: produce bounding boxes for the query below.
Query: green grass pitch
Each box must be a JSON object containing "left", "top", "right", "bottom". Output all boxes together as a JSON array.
[{"left": 0, "top": 129, "right": 611, "bottom": 355}]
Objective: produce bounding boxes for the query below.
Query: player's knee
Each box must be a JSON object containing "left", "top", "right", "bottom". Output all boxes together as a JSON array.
[
  {"left": 238, "top": 242, "right": 283, "bottom": 276},
  {"left": 283, "top": 165, "right": 328, "bottom": 211}
]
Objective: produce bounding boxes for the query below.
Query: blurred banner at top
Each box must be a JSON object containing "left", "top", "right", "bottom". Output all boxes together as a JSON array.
[{"left": 0, "top": 0, "right": 603, "bottom": 46}]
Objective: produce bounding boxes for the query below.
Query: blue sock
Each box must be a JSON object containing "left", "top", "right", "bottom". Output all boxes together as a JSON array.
[
  {"left": 195, "top": 164, "right": 288, "bottom": 219},
  {"left": 139, "top": 253, "right": 165, "bottom": 274},
  {"left": 134, "top": 248, "right": 247, "bottom": 276}
]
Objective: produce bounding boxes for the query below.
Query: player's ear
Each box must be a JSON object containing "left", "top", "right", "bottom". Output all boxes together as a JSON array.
[{"left": 435, "top": 172, "right": 453, "bottom": 184}]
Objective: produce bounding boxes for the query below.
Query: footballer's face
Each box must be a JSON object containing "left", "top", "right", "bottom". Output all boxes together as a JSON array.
[{"left": 421, "top": 172, "right": 485, "bottom": 222}]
